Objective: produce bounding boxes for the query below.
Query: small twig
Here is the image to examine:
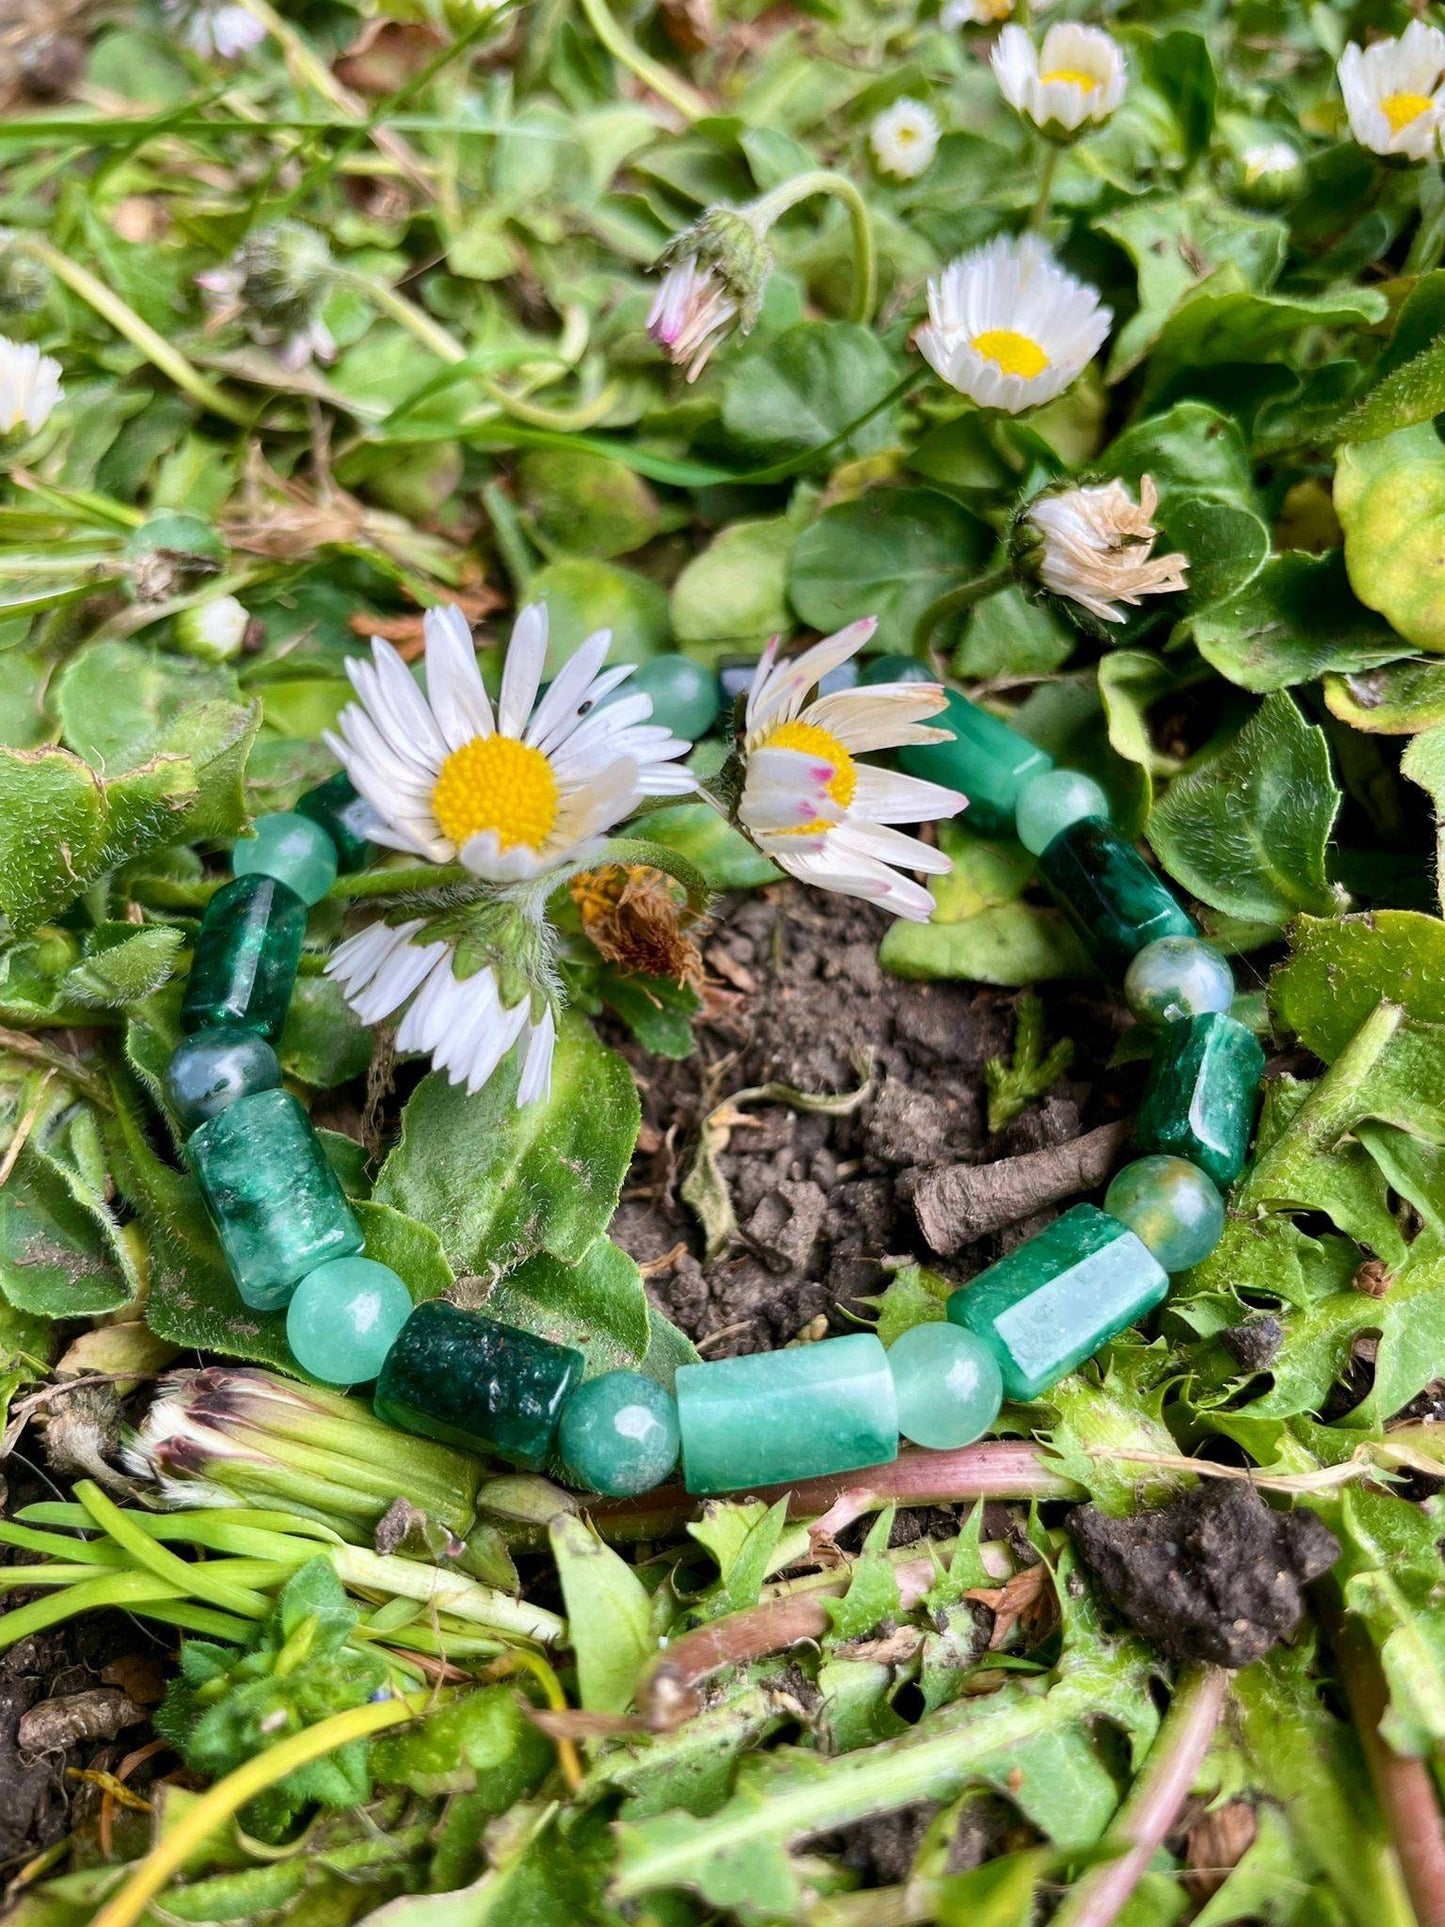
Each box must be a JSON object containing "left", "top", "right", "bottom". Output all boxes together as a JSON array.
[{"left": 909, "top": 1119, "right": 1133, "bottom": 1255}]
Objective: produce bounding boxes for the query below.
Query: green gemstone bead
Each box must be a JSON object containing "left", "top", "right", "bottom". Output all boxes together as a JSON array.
[
  {"left": 1014, "top": 768, "right": 1110, "bottom": 857},
  {"left": 607, "top": 654, "right": 719, "bottom": 740},
  {"left": 559, "top": 1371, "right": 680, "bottom": 1496},
  {"left": 1134, "top": 1012, "right": 1265, "bottom": 1187},
  {"left": 1037, "top": 817, "right": 1196, "bottom": 973},
  {"left": 233, "top": 812, "right": 338, "bottom": 906},
  {"left": 817, "top": 658, "right": 861, "bottom": 696},
  {"left": 859, "top": 654, "right": 937, "bottom": 687},
  {"left": 1104, "top": 1155, "right": 1225, "bottom": 1272},
  {"left": 897, "top": 690, "right": 1053, "bottom": 836},
  {"left": 181, "top": 874, "right": 306, "bottom": 1039},
  {"left": 163, "top": 1025, "right": 281, "bottom": 1134},
  {"left": 947, "top": 1203, "right": 1168, "bottom": 1401},
  {"left": 1124, "top": 936, "right": 1234, "bottom": 1027},
  {"left": 375, "top": 1301, "right": 583, "bottom": 1469},
  {"left": 187, "top": 1088, "right": 363, "bottom": 1310},
  {"left": 675, "top": 1334, "right": 897, "bottom": 1497},
  {"left": 296, "top": 771, "right": 377, "bottom": 874},
  {"left": 287, "top": 1257, "right": 414, "bottom": 1385},
  {"left": 887, "top": 1321, "right": 1003, "bottom": 1449}
]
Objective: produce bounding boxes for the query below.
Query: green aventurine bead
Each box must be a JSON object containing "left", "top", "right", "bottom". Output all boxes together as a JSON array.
[
  {"left": 163, "top": 1025, "right": 281, "bottom": 1133},
  {"left": 609, "top": 654, "right": 720, "bottom": 740},
  {"left": 181, "top": 874, "right": 306, "bottom": 1039},
  {"left": 897, "top": 690, "right": 1053, "bottom": 836},
  {"left": 1124, "top": 936, "right": 1234, "bottom": 1027},
  {"left": 296, "top": 771, "right": 376, "bottom": 875},
  {"left": 287, "top": 1257, "right": 414, "bottom": 1385},
  {"left": 1037, "top": 817, "right": 1196, "bottom": 973},
  {"left": 1134, "top": 1012, "right": 1265, "bottom": 1188},
  {"left": 187, "top": 1088, "right": 363, "bottom": 1310},
  {"left": 887, "top": 1321, "right": 1003, "bottom": 1449},
  {"left": 1014, "top": 768, "right": 1111, "bottom": 857},
  {"left": 675, "top": 1334, "right": 897, "bottom": 1496},
  {"left": 233, "top": 812, "right": 338, "bottom": 906},
  {"left": 1104, "top": 1155, "right": 1225, "bottom": 1272},
  {"left": 559, "top": 1370, "right": 680, "bottom": 1496},
  {"left": 375, "top": 1301, "right": 583, "bottom": 1469},
  {"left": 947, "top": 1204, "right": 1168, "bottom": 1401}
]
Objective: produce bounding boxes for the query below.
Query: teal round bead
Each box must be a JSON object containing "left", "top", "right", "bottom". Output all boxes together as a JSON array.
[
  {"left": 887, "top": 1321, "right": 1004, "bottom": 1450},
  {"left": 859, "top": 653, "right": 936, "bottom": 687},
  {"left": 1105, "top": 1155, "right": 1225, "bottom": 1272},
  {"left": 286, "top": 1257, "right": 414, "bottom": 1384},
  {"left": 233, "top": 812, "right": 338, "bottom": 906},
  {"left": 559, "top": 1370, "right": 680, "bottom": 1495},
  {"left": 1014, "top": 768, "right": 1111, "bottom": 857},
  {"left": 1124, "top": 936, "right": 1234, "bottom": 1027},
  {"left": 608, "top": 655, "right": 719, "bottom": 741},
  {"left": 164, "top": 1025, "right": 281, "bottom": 1133}
]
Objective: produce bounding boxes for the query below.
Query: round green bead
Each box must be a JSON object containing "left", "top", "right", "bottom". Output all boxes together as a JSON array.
[
  {"left": 1105, "top": 1155, "right": 1225, "bottom": 1272},
  {"left": 233, "top": 812, "right": 338, "bottom": 906},
  {"left": 286, "top": 1257, "right": 414, "bottom": 1384},
  {"left": 163, "top": 1025, "right": 281, "bottom": 1133},
  {"left": 616, "top": 655, "right": 719, "bottom": 740},
  {"left": 559, "top": 1370, "right": 680, "bottom": 1496},
  {"left": 887, "top": 1320, "right": 1003, "bottom": 1450},
  {"left": 859, "top": 653, "right": 936, "bottom": 687},
  {"left": 1124, "top": 936, "right": 1234, "bottom": 1027},
  {"left": 1014, "top": 768, "right": 1111, "bottom": 857}
]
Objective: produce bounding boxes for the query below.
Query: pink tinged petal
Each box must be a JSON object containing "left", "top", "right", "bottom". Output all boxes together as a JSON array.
[
  {"left": 498, "top": 603, "right": 549, "bottom": 737},
  {"left": 743, "top": 637, "right": 785, "bottom": 734},
  {"left": 826, "top": 818, "right": 955, "bottom": 876},
  {"left": 849, "top": 763, "right": 969, "bottom": 825}
]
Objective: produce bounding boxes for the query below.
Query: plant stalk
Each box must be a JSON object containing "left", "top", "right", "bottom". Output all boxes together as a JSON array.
[
  {"left": 912, "top": 563, "right": 1015, "bottom": 660},
  {"left": 748, "top": 169, "right": 878, "bottom": 325},
  {"left": 574, "top": 0, "right": 710, "bottom": 121}
]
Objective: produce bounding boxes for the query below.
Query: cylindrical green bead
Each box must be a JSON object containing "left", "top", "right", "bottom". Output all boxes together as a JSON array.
[
  {"left": 559, "top": 1371, "right": 680, "bottom": 1496},
  {"left": 887, "top": 1321, "right": 1003, "bottom": 1449},
  {"left": 296, "top": 771, "right": 377, "bottom": 875},
  {"left": 187, "top": 1088, "right": 363, "bottom": 1310},
  {"left": 1037, "top": 817, "right": 1196, "bottom": 973},
  {"left": 859, "top": 654, "right": 937, "bottom": 687},
  {"left": 897, "top": 690, "right": 1053, "bottom": 836},
  {"left": 163, "top": 1025, "right": 281, "bottom": 1134},
  {"left": 233, "top": 812, "right": 338, "bottom": 906},
  {"left": 181, "top": 874, "right": 306, "bottom": 1039},
  {"left": 1104, "top": 1155, "right": 1225, "bottom": 1272},
  {"left": 607, "top": 654, "right": 719, "bottom": 740},
  {"left": 1014, "top": 768, "right": 1110, "bottom": 857},
  {"left": 1134, "top": 1012, "right": 1265, "bottom": 1187},
  {"left": 287, "top": 1256, "right": 414, "bottom": 1385},
  {"left": 674, "top": 1334, "right": 898, "bottom": 1496},
  {"left": 1124, "top": 936, "right": 1234, "bottom": 1027}
]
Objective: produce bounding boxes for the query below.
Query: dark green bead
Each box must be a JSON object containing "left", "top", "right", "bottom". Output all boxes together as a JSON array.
[
  {"left": 1037, "top": 817, "right": 1196, "bottom": 973},
  {"left": 163, "top": 1024, "right": 281, "bottom": 1134},
  {"left": 375, "top": 1300, "right": 583, "bottom": 1469},
  {"left": 187, "top": 1088, "right": 363, "bottom": 1310},
  {"left": 296, "top": 770, "right": 377, "bottom": 875},
  {"left": 1134, "top": 1012, "right": 1265, "bottom": 1188},
  {"left": 181, "top": 874, "right": 306, "bottom": 1039},
  {"left": 896, "top": 690, "right": 1053, "bottom": 836}
]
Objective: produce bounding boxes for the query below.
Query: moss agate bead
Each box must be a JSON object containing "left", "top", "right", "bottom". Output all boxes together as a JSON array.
[
  {"left": 1124, "top": 937, "right": 1234, "bottom": 1027},
  {"left": 1037, "top": 817, "right": 1196, "bottom": 973},
  {"left": 296, "top": 771, "right": 377, "bottom": 875},
  {"left": 181, "top": 874, "right": 306, "bottom": 1039},
  {"left": 603, "top": 654, "right": 719, "bottom": 740},
  {"left": 233, "top": 812, "right": 338, "bottom": 906},
  {"left": 1134, "top": 1012, "right": 1265, "bottom": 1187},
  {"left": 1014, "top": 769, "right": 1110, "bottom": 857},
  {"left": 163, "top": 1025, "right": 281, "bottom": 1134},
  {"left": 1104, "top": 1155, "right": 1225, "bottom": 1272},
  {"left": 559, "top": 1371, "right": 680, "bottom": 1496},
  {"left": 887, "top": 1321, "right": 1003, "bottom": 1449},
  {"left": 287, "top": 1256, "right": 414, "bottom": 1385},
  {"left": 897, "top": 690, "right": 1052, "bottom": 836}
]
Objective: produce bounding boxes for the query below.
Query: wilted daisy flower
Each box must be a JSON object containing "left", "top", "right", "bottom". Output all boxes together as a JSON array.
[
  {"left": 736, "top": 619, "right": 966, "bottom": 921},
  {"left": 197, "top": 220, "right": 336, "bottom": 370},
  {"left": 1018, "top": 476, "right": 1188, "bottom": 627},
  {"left": 0, "top": 336, "right": 62, "bottom": 438},
  {"left": 648, "top": 208, "right": 774, "bottom": 382},
  {"left": 992, "top": 23, "right": 1126, "bottom": 135},
  {"left": 942, "top": 0, "right": 1015, "bottom": 24},
  {"left": 1338, "top": 21, "right": 1445, "bottom": 161},
  {"left": 871, "top": 99, "right": 941, "bottom": 180},
  {"left": 916, "top": 233, "right": 1111, "bottom": 414},
  {"left": 162, "top": 0, "right": 267, "bottom": 59}
]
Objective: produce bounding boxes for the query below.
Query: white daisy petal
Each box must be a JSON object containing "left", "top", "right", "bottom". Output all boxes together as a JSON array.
[
  {"left": 498, "top": 603, "right": 549, "bottom": 737},
  {"left": 423, "top": 605, "right": 494, "bottom": 750},
  {"left": 0, "top": 337, "right": 63, "bottom": 436},
  {"left": 525, "top": 630, "right": 614, "bottom": 749},
  {"left": 1339, "top": 21, "right": 1445, "bottom": 160},
  {"left": 516, "top": 1004, "right": 557, "bottom": 1108}
]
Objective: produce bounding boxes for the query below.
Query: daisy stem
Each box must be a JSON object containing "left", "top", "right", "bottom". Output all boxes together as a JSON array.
[
  {"left": 338, "top": 270, "right": 469, "bottom": 365},
  {"left": 747, "top": 171, "right": 877, "bottom": 325},
  {"left": 1027, "top": 142, "right": 1060, "bottom": 234},
  {"left": 575, "top": 0, "right": 711, "bottom": 123},
  {"left": 912, "top": 562, "right": 1015, "bottom": 661},
  {"left": 329, "top": 863, "right": 475, "bottom": 901}
]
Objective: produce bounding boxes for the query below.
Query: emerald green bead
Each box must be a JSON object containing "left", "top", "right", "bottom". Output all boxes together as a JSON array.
[
  {"left": 1124, "top": 936, "right": 1234, "bottom": 1027},
  {"left": 859, "top": 654, "right": 936, "bottom": 687},
  {"left": 606, "top": 654, "right": 719, "bottom": 740},
  {"left": 887, "top": 1321, "right": 1003, "bottom": 1449},
  {"left": 233, "top": 812, "right": 338, "bottom": 906},
  {"left": 296, "top": 771, "right": 377, "bottom": 874},
  {"left": 897, "top": 690, "right": 1053, "bottom": 836},
  {"left": 187, "top": 1088, "right": 363, "bottom": 1310},
  {"left": 1104, "top": 1155, "right": 1225, "bottom": 1272},
  {"left": 375, "top": 1301, "right": 583, "bottom": 1469},
  {"left": 287, "top": 1257, "right": 414, "bottom": 1385},
  {"left": 1134, "top": 1012, "right": 1265, "bottom": 1188},
  {"left": 1037, "top": 817, "right": 1196, "bottom": 973},
  {"left": 947, "top": 1204, "right": 1168, "bottom": 1401},
  {"left": 559, "top": 1371, "right": 680, "bottom": 1496},
  {"left": 1014, "top": 768, "right": 1110, "bottom": 857},
  {"left": 675, "top": 1335, "right": 897, "bottom": 1497},
  {"left": 181, "top": 874, "right": 306, "bottom": 1039},
  {"left": 163, "top": 1024, "right": 281, "bottom": 1134}
]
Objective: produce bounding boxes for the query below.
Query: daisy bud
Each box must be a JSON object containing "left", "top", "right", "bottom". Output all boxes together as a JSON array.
[
  {"left": 1012, "top": 476, "right": 1189, "bottom": 632},
  {"left": 198, "top": 219, "right": 337, "bottom": 370},
  {"left": 0, "top": 333, "right": 62, "bottom": 441},
  {"left": 991, "top": 23, "right": 1126, "bottom": 137},
  {"left": 177, "top": 593, "right": 250, "bottom": 662},
  {"left": 162, "top": 0, "right": 267, "bottom": 59},
  {"left": 0, "top": 233, "right": 51, "bottom": 314},
  {"left": 941, "top": 0, "right": 1016, "bottom": 25},
  {"left": 1338, "top": 21, "right": 1445, "bottom": 162},
  {"left": 1234, "top": 138, "right": 1304, "bottom": 206},
  {"left": 648, "top": 208, "right": 774, "bottom": 382},
  {"left": 870, "top": 99, "right": 941, "bottom": 181}
]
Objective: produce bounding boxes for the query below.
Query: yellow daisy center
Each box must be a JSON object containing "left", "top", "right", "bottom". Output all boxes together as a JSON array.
[
  {"left": 1381, "top": 90, "right": 1435, "bottom": 134},
  {"left": 763, "top": 718, "right": 856, "bottom": 831},
  {"left": 430, "top": 733, "right": 560, "bottom": 853},
  {"left": 971, "top": 328, "right": 1050, "bottom": 380},
  {"left": 1040, "top": 68, "right": 1098, "bottom": 89}
]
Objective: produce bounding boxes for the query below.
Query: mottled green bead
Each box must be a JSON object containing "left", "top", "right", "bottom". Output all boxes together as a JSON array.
[
  {"left": 1014, "top": 768, "right": 1110, "bottom": 857},
  {"left": 675, "top": 1335, "right": 897, "bottom": 1496},
  {"left": 559, "top": 1371, "right": 680, "bottom": 1496},
  {"left": 287, "top": 1256, "right": 414, "bottom": 1385},
  {"left": 947, "top": 1204, "right": 1168, "bottom": 1401},
  {"left": 1124, "top": 937, "right": 1234, "bottom": 1027},
  {"left": 234, "top": 812, "right": 338, "bottom": 906},
  {"left": 606, "top": 654, "right": 719, "bottom": 740},
  {"left": 1037, "top": 817, "right": 1196, "bottom": 973},
  {"left": 163, "top": 1025, "right": 281, "bottom": 1134},
  {"left": 887, "top": 1321, "right": 1003, "bottom": 1449},
  {"left": 187, "top": 1088, "right": 363, "bottom": 1310},
  {"left": 181, "top": 874, "right": 306, "bottom": 1039},
  {"left": 1135, "top": 1012, "right": 1265, "bottom": 1188},
  {"left": 897, "top": 690, "right": 1053, "bottom": 836},
  {"left": 296, "top": 771, "right": 376, "bottom": 875},
  {"left": 375, "top": 1301, "right": 583, "bottom": 1469},
  {"left": 1104, "top": 1155, "right": 1225, "bottom": 1272},
  {"left": 859, "top": 654, "right": 937, "bottom": 687}
]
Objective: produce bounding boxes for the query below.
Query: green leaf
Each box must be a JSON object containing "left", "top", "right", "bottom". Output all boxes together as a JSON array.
[
  {"left": 1334, "top": 329, "right": 1445, "bottom": 446},
  {"left": 823, "top": 1508, "right": 901, "bottom": 1641},
  {"left": 1187, "top": 549, "right": 1400, "bottom": 693},
  {"left": 872, "top": 1263, "right": 951, "bottom": 1346},
  {"left": 1145, "top": 278, "right": 1387, "bottom": 393},
  {"left": 1332, "top": 1486, "right": 1445, "bottom": 1756},
  {"left": 1325, "top": 657, "right": 1445, "bottom": 734},
  {"left": 1270, "top": 910, "right": 1445, "bottom": 1059},
  {"left": 1336, "top": 424, "right": 1445, "bottom": 653},
  {"left": 61, "top": 923, "right": 184, "bottom": 1008},
  {"left": 53, "top": 637, "right": 240, "bottom": 769},
  {"left": 721, "top": 322, "right": 901, "bottom": 467},
  {"left": 0, "top": 1135, "right": 140, "bottom": 1317},
  {"left": 671, "top": 513, "right": 795, "bottom": 659},
  {"left": 688, "top": 1497, "right": 801, "bottom": 1617},
  {"left": 788, "top": 488, "right": 992, "bottom": 642},
  {"left": 371, "top": 1683, "right": 552, "bottom": 1801},
  {"left": 516, "top": 447, "right": 660, "bottom": 560},
  {"left": 548, "top": 1512, "right": 655, "bottom": 1714},
  {"left": 1402, "top": 726, "right": 1445, "bottom": 915},
  {"left": 484, "top": 1237, "right": 651, "bottom": 1374},
  {"left": 526, "top": 557, "right": 668, "bottom": 672},
  {"left": 277, "top": 975, "right": 373, "bottom": 1090},
  {"left": 352, "top": 1200, "right": 454, "bottom": 1301},
  {"left": 640, "top": 797, "right": 779, "bottom": 890}
]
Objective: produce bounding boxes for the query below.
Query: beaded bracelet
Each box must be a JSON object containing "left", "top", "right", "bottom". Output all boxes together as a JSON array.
[{"left": 160, "top": 658, "right": 1263, "bottom": 1503}]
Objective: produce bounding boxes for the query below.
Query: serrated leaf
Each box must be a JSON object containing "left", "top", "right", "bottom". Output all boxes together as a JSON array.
[
  {"left": 61, "top": 923, "right": 184, "bottom": 1008},
  {"left": 823, "top": 1508, "right": 900, "bottom": 1641},
  {"left": 0, "top": 1134, "right": 140, "bottom": 1317},
  {"left": 1270, "top": 911, "right": 1445, "bottom": 1059}
]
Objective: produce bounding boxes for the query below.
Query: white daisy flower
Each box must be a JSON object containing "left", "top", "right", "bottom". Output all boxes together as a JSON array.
[
  {"left": 992, "top": 23, "right": 1126, "bottom": 135},
  {"left": 736, "top": 619, "right": 967, "bottom": 922},
  {"left": 1022, "top": 476, "right": 1189, "bottom": 627},
  {"left": 916, "top": 233, "right": 1112, "bottom": 414},
  {"left": 1338, "top": 21, "right": 1445, "bottom": 161},
  {"left": 942, "top": 0, "right": 1015, "bottom": 25},
  {"left": 326, "top": 602, "right": 695, "bottom": 886},
  {"left": 163, "top": 0, "right": 267, "bottom": 59},
  {"left": 0, "top": 336, "right": 62, "bottom": 437},
  {"left": 870, "top": 100, "right": 941, "bottom": 181}
]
